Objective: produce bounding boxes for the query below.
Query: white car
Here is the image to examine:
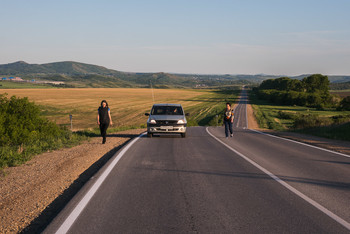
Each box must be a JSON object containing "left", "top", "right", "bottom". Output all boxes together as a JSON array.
[{"left": 145, "top": 104, "right": 188, "bottom": 138}]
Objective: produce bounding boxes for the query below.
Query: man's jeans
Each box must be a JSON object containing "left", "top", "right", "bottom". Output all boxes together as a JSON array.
[{"left": 224, "top": 121, "right": 233, "bottom": 137}]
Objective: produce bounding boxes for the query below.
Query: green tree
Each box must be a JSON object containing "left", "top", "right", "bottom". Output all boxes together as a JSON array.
[
  {"left": 259, "top": 77, "right": 303, "bottom": 92},
  {"left": 302, "top": 74, "right": 329, "bottom": 94},
  {"left": 339, "top": 96, "right": 350, "bottom": 110}
]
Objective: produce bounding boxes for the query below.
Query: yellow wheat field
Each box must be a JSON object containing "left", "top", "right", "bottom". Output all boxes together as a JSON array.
[{"left": 2, "top": 88, "right": 220, "bottom": 130}]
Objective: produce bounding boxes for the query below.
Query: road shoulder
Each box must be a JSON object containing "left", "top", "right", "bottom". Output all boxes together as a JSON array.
[{"left": 0, "top": 129, "right": 145, "bottom": 233}]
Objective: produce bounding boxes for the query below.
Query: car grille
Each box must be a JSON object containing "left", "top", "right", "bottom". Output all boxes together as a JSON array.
[{"left": 156, "top": 120, "right": 178, "bottom": 125}]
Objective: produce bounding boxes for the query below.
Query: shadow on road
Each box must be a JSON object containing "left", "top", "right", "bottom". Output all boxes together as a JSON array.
[
  {"left": 75, "top": 131, "right": 142, "bottom": 138},
  {"left": 135, "top": 167, "right": 350, "bottom": 191},
  {"left": 312, "top": 159, "right": 350, "bottom": 165}
]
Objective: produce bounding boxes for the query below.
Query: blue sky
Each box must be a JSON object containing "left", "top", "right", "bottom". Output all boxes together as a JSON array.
[{"left": 1, "top": 0, "right": 349, "bottom": 75}]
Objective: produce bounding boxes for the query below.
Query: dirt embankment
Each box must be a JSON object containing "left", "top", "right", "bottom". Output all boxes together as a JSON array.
[
  {"left": 0, "top": 129, "right": 145, "bottom": 233},
  {"left": 246, "top": 104, "right": 259, "bottom": 130}
]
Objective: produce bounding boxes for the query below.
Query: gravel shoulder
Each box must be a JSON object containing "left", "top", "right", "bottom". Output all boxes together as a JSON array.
[{"left": 0, "top": 129, "right": 145, "bottom": 233}]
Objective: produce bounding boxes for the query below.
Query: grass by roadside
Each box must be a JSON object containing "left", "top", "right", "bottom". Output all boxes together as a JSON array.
[
  {"left": 0, "top": 132, "right": 86, "bottom": 169},
  {"left": 294, "top": 122, "right": 350, "bottom": 141},
  {"left": 249, "top": 91, "right": 350, "bottom": 140}
]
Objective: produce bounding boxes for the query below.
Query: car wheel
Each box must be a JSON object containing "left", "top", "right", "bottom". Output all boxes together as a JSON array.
[
  {"left": 147, "top": 132, "right": 153, "bottom": 138},
  {"left": 181, "top": 133, "right": 186, "bottom": 138}
]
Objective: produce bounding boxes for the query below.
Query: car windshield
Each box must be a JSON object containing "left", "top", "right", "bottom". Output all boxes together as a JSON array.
[{"left": 151, "top": 106, "right": 183, "bottom": 115}]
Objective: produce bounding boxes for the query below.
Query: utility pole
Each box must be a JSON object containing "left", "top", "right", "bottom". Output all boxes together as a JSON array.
[{"left": 150, "top": 80, "right": 155, "bottom": 103}]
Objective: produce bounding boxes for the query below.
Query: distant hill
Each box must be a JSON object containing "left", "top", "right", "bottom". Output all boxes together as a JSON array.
[
  {"left": 0, "top": 61, "right": 121, "bottom": 76},
  {"left": 0, "top": 61, "right": 256, "bottom": 88},
  {"left": 0, "top": 61, "right": 52, "bottom": 74},
  {"left": 290, "top": 74, "right": 350, "bottom": 83},
  {"left": 1, "top": 61, "right": 349, "bottom": 88}
]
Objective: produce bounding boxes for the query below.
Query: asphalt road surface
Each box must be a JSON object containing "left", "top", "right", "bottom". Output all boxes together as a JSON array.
[{"left": 45, "top": 90, "right": 350, "bottom": 234}]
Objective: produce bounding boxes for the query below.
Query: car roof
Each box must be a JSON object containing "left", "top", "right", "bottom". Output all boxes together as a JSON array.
[{"left": 152, "top": 103, "right": 182, "bottom": 107}]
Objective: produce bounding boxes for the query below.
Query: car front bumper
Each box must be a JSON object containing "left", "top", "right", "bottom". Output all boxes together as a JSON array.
[{"left": 147, "top": 124, "right": 187, "bottom": 134}]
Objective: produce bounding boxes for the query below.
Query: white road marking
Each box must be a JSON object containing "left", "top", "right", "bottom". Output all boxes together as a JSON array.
[
  {"left": 55, "top": 133, "right": 146, "bottom": 234},
  {"left": 249, "top": 129, "right": 350, "bottom": 158},
  {"left": 245, "top": 98, "right": 249, "bottom": 129},
  {"left": 235, "top": 105, "right": 241, "bottom": 127},
  {"left": 206, "top": 127, "right": 350, "bottom": 231}
]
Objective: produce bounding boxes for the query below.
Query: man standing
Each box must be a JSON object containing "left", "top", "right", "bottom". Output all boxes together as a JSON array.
[{"left": 224, "top": 102, "right": 234, "bottom": 138}]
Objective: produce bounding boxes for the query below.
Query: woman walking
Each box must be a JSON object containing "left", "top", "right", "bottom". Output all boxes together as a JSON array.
[
  {"left": 97, "top": 100, "right": 113, "bottom": 144},
  {"left": 224, "top": 102, "right": 234, "bottom": 138}
]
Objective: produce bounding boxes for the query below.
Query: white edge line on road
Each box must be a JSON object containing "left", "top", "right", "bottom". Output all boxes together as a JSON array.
[
  {"left": 249, "top": 129, "right": 350, "bottom": 158},
  {"left": 206, "top": 127, "right": 350, "bottom": 231},
  {"left": 235, "top": 105, "right": 240, "bottom": 128},
  {"left": 245, "top": 101, "right": 248, "bottom": 129},
  {"left": 55, "top": 133, "right": 146, "bottom": 234}
]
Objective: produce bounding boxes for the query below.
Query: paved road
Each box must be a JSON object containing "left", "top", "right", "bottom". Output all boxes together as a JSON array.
[{"left": 46, "top": 90, "right": 350, "bottom": 233}]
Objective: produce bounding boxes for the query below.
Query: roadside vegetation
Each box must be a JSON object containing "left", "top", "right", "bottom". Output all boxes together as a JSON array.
[
  {"left": 250, "top": 74, "right": 350, "bottom": 141},
  {"left": 0, "top": 94, "right": 86, "bottom": 170},
  {"left": 293, "top": 122, "right": 350, "bottom": 141}
]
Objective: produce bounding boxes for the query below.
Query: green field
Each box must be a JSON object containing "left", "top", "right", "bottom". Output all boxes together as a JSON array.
[
  {"left": 2, "top": 88, "right": 239, "bottom": 131},
  {"left": 0, "top": 81, "right": 54, "bottom": 89},
  {"left": 330, "top": 90, "right": 350, "bottom": 98}
]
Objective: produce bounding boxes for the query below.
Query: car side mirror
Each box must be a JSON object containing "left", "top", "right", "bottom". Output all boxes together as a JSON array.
[
  {"left": 145, "top": 113, "right": 150, "bottom": 116},
  {"left": 185, "top": 113, "right": 190, "bottom": 116}
]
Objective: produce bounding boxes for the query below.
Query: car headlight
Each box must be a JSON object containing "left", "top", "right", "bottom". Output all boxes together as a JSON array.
[
  {"left": 177, "top": 119, "right": 185, "bottom": 124},
  {"left": 149, "top": 119, "right": 156, "bottom": 124}
]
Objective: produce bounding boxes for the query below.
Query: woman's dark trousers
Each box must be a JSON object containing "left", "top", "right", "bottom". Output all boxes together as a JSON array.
[
  {"left": 224, "top": 121, "right": 233, "bottom": 137},
  {"left": 99, "top": 123, "right": 109, "bottom": 143}
]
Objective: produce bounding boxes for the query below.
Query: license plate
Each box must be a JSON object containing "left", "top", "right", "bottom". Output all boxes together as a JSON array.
[{"left": 160, "top": 126, "right": 173, "bottom": 130}]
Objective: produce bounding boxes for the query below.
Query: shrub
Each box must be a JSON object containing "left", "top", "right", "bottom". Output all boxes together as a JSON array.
[
  {"left": 293, "top": 114, "right": 333, "bottom": 129},
  {"left": 338, "top": 96, "right": 350, "bottom": 111},
  {"left": 297, "top": 122, "right": 350, "bottom": 141},
  {"left": 331, "top": 114, "right": 350, "bottom": 125},
  {"left": 277, "top": 111, "right": 295, "bottom": 119},
  {"left": 0, "top": 94, "right": 85, "bottom": 168}
]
